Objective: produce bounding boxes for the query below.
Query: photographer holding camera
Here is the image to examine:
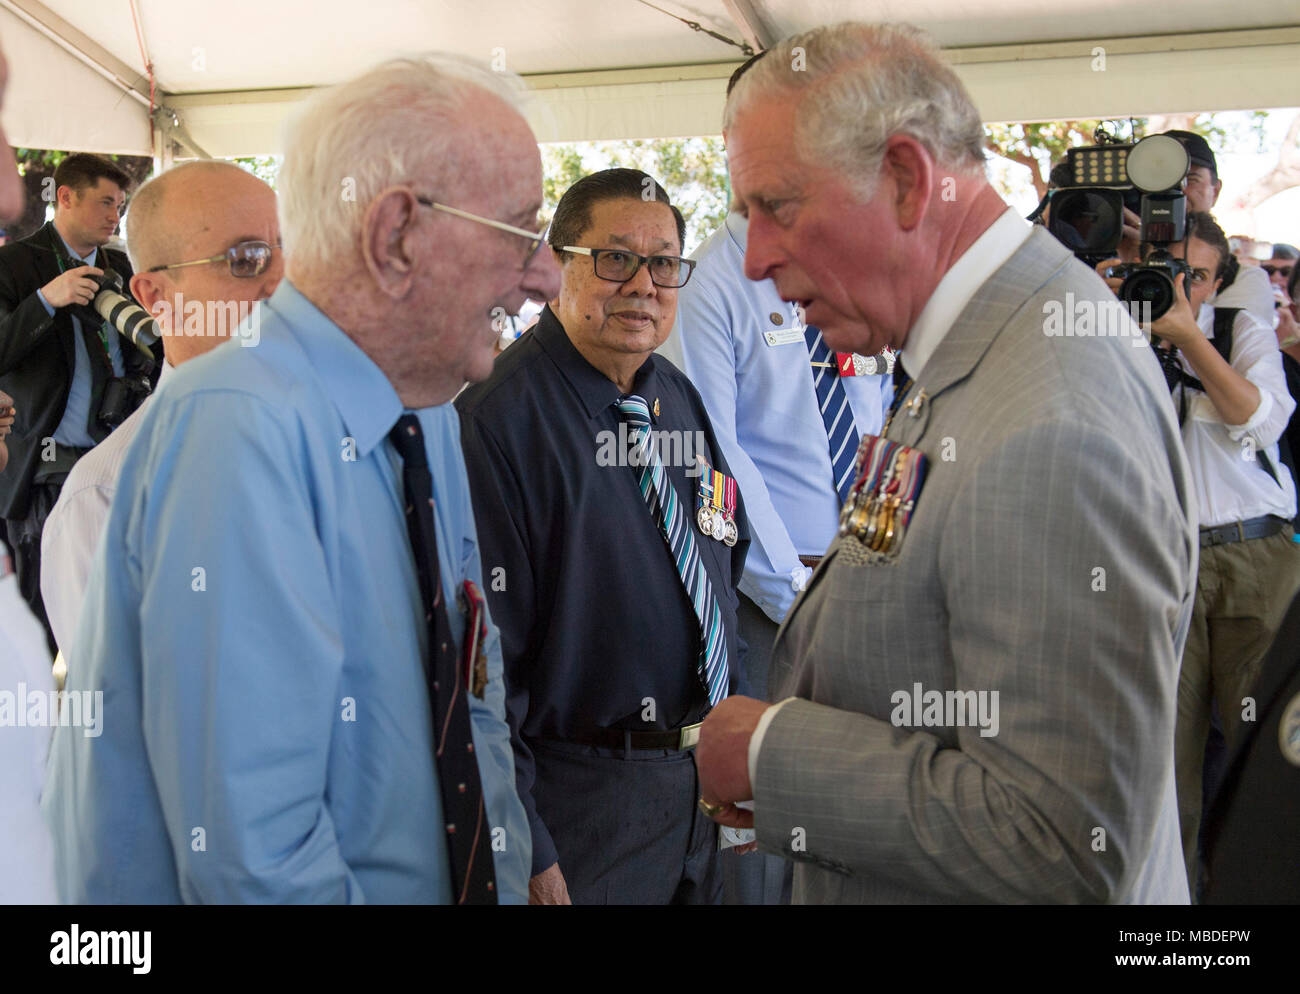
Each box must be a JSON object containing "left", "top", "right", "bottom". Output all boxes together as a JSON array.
[
  {"left": 0, "top": 153, "right": 160, "bottom": 650},
  {"left": 1097, "top": 209, "right": 1300, "bottom": 896}
]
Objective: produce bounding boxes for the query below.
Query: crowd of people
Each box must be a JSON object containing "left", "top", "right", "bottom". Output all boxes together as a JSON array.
[{"left": 1, "top": 21, "right": 1298, "bottom": 906}]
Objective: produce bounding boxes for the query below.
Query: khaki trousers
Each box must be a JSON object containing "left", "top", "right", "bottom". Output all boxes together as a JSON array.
[{"left": 1175, "top": 526, "right": 1300, "bottom": 897}]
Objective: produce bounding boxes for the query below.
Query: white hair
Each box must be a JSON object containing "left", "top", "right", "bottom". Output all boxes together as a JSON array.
[
  {"left": 724, "top": 22, "right": 987, "bottom": 199},
  {"left": 278, "top": 54, "right": 530, "bottom": 271}
]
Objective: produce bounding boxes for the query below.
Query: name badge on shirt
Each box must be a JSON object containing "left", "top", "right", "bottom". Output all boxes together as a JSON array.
[
  {"left": 460, "top": 579, "right": 489, "bottom": 699},
  {"left": 696, "top": 461, "right": 739, "bottom": 547},
  {"left": 837, "top": 434, "right": 929, "bottom": 562},
  {"left": 764, "top": 327, "right": 805, "bottom": 347}
]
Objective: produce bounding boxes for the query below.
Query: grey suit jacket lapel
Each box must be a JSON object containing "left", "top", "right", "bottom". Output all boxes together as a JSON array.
[{"left": 892, "top": 228, "right": 1071, "bottom": 445}]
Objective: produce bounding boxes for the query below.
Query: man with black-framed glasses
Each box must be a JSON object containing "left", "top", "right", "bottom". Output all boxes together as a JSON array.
[
  {"left": 40, "top": 159, "right": 282, "bottom": 656},
  {"left": 458, "top": 167, "right": 751, "bottom": 905}
]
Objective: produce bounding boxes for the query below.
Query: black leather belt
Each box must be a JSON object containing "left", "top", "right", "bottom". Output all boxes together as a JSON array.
[
  {"left": 565, "top": 723, "right": 703, "bottom": 751},
  {"left": 1200, "top": 515, "right": 1287, "bottom": 548}
]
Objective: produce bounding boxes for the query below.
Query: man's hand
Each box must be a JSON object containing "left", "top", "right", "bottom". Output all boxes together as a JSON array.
[
  {"left": 1094, "top": 256, "right": 1125, "bottom": 297},
  {"left": 0, "top": 389, "right": 14, "bottom": 440},
  {"left": 0, "top": 388, "right": 12, "bottom": 473},
  {"left": 41, "top": 266, "right": 103, "bottom": 309},
  {"left": 1148, "top": 272, "right": 1202, "bottom": 349},
  {"left": 1117, "top": 206, "right": 1142, "bottom": 264},
  {"left": 1275, "top": 302, "right": 1300, "bottom": 358},
  {"left": 528, "top": 862, "right": 572, "bottom": 905},
  {"left": 696, "top": 695, "right": 770, "bottom": 830}
]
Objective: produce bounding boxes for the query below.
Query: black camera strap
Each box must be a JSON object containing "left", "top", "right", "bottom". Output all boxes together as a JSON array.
[
  {"left": 47, "top": 225, "right": 113, "bottom": 361},
  {"left": 1169, "top": 306, "right": 1283, "bottom": 490}
]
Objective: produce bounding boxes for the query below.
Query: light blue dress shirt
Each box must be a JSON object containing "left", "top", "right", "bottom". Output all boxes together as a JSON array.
[
  {"left": 38, "top": 232, "right": 125, "bottom": 447},
  {"left": 42, "top": 279, "right": 530, "bottom": 903},
  {"left": 667, "top": 212, "right": 891, "bottom": 623}
]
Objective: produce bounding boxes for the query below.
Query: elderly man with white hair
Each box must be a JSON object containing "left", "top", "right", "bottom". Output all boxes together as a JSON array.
[
  {"left": 694, "top": 22, "right": 1195, "bottom": 904},
  {"left": 43, "top": 55, "right": 558, "bottom": 904}
]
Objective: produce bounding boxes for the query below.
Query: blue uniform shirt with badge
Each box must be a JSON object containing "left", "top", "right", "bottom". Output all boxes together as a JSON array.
[{"left": 663, "top": 212, "right": 890, "bottom": 623}]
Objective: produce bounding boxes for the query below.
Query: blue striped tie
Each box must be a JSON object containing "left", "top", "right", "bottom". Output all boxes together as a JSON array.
[
  {"left": 615, "top": 395, "right": 729, "bottom": 707},
  {"left": 805, "top": 325, "right": 861, "bottom": 503}
]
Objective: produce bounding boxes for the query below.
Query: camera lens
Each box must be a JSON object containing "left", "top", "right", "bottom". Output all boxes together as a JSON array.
[
  {"left": 1120, "top": 268, "right": 1176, "bottom": 322},
  {"left": 1049, "top": 190, "right": 1123, "bottom": 255}
]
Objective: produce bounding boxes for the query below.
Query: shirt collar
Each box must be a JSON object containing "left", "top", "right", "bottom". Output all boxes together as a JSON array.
[
  {"left": 533, "top": 304, "right": 660, "bottom": 419},
  {"left": 51, "top": 224, "right": 97, "bottom": 267},
  {"left": 899, "top": 207, "right": 1032, "bottom": 379},
  {"left": 723, "top": 211, "right": 748, "bottom": 253},
  {"left": 261, "top": 278, "right": 404, "bottom": 458}
]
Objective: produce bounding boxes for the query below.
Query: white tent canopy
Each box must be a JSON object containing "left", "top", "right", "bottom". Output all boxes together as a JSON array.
[{"left": 3, "top": 0, "right": 1299, "bottom": 158}]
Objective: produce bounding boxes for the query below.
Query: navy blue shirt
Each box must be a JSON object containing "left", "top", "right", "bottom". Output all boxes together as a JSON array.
[{"left": 457, "top": 305, "right": 749, "bottom": 871}]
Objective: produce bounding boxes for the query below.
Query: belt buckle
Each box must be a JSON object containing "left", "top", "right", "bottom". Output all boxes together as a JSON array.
[{"left": 678, "top": 723, "right": 701, "bottom": 750}]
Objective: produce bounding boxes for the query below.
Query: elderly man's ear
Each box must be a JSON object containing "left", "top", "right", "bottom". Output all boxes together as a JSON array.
[
  {"left": 361, "top": 189, "right": 421, "bottom": 298},
  {"left": 881, "top": 134, "right": 935, "bottom": 232}
]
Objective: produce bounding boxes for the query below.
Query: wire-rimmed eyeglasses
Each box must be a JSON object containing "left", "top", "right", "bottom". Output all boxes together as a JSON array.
[
  {"left": 149, "top": 240, "right": 277, "bottom": 278},
  {"left": 415, "top": 197, "right": 549, "bottom": 267}
]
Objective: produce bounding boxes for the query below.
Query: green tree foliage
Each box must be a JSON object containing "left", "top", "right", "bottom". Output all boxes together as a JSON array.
[
  {"left": 229, "top": 155, "right": 281, "bottom": 188},
  {"left": 541, "top": 137, "right": 730, "bottom": 254}
]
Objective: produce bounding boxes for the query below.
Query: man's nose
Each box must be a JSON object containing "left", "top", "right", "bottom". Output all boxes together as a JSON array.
[
  {"left": 621, "top": 259, "right": 658, "bottom": 295},
  {"left": 743, "top": 217, "right": 780, "bottom": 282},
  {"left": 523, "top": 245, "right": 562, "bottom": 303}
]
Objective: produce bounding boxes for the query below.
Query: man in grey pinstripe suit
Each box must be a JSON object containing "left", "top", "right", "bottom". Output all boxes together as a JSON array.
[{"left": 693, "top": 22, "right": 1195, "bottom": 903}]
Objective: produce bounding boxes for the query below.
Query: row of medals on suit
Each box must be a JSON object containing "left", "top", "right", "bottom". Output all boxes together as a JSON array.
[
  {"left": 696, "top": 465, "right": 739, "bottom": 547},
  {"left": 837, "top": 355, "right": 929, "bottom": 558}
]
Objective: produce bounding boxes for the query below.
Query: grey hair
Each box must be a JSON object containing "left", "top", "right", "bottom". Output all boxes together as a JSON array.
[
  {"left": 724, "top": 22, "right": 987, "bottom": 199},
  {"left": 278, "top": 54, "right": 530, "bottom": 271},
  {"left": 125, "top": 159, "right": 257, "bottom": 273}
]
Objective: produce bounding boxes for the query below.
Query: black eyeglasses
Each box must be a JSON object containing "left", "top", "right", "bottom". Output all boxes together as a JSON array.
[
  {"left": 415, "top": 197, "right": 549, "bottom": 268},
  {"left": 149, "top": 240, "right": 276, "bottom": 279},
  {"left": 1263, "top": 264, "right": 1295, "bottom": 276},
  {"left": 560, "top": 246, "right": 695, "bottom": 288}
]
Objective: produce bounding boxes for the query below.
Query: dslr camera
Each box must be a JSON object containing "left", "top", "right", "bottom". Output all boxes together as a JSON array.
[
  {"left": 1046, "top": 130, "right": 1193, "bottom": 321},
  {"left": 75, "top": 267, "right": 161, "bottom": 354},
  {"left": 63, "top": 266, "right": 159, "bottom": 430}
]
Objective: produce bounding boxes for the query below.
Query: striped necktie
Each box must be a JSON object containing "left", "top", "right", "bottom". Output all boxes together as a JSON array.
[
  {"left": 804, "top": 325, "right": 861, "bottom": 502},
  {"left": 614, "top": 395, "right": 729, "bottom": 707}
]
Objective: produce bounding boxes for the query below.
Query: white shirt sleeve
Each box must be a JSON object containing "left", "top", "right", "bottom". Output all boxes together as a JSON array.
[
  {"left": 40, "top": 481, "right": 115, "bottom": 655},
  {"left": 1222, "top": 312, "right": 1295, "bottom": 452},
  {"left": 748, "top": 697, "right": 797, "bottom": 791}
]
